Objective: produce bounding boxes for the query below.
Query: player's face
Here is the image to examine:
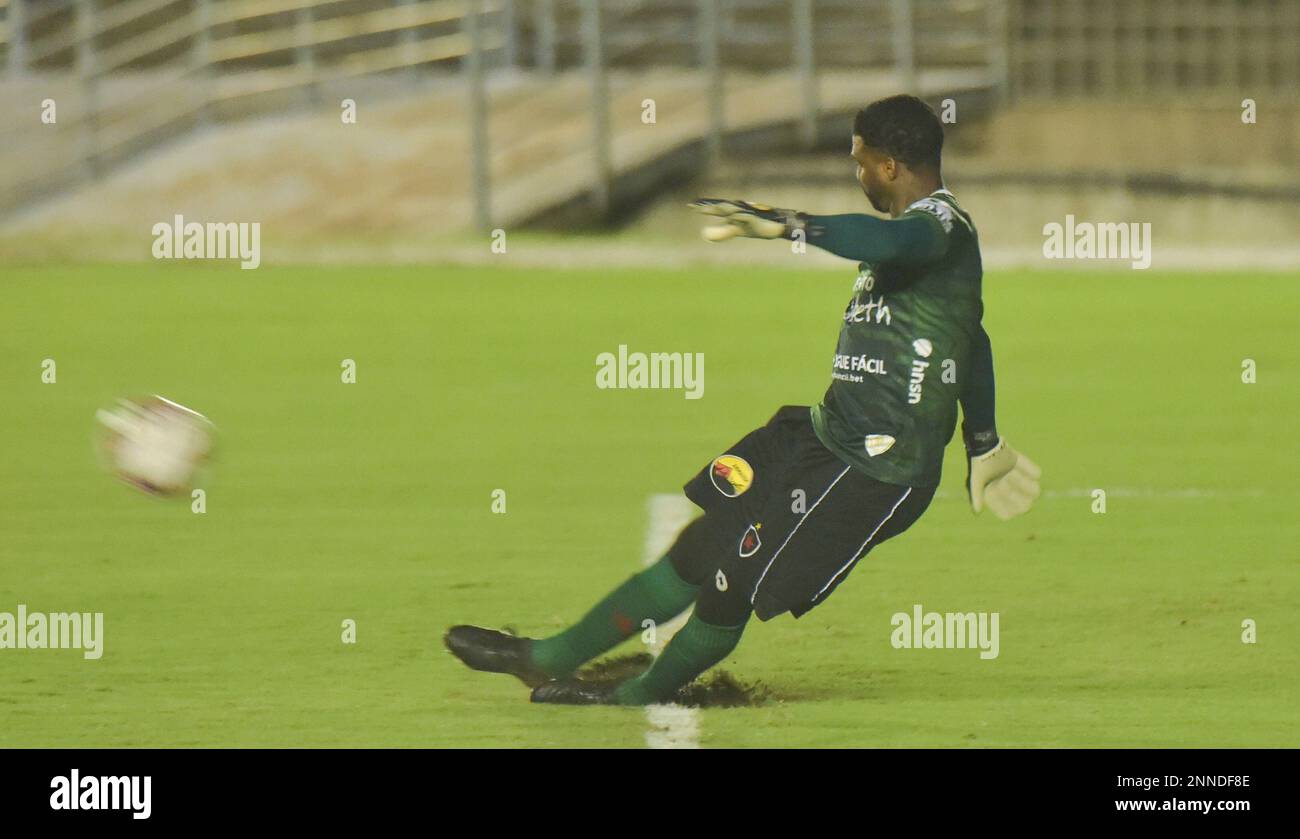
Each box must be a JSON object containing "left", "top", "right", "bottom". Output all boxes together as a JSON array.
[{"left": 851, "top": 136, "right": 893, "bottom": 213}]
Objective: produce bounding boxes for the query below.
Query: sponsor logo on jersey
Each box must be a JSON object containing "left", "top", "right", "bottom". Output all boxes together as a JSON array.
[
  {"left": 865, "top": 434, "right": 896, "bottom": 457},
  {"left": 906, "top": 197, "right": 956, "bottom": 233},
  {"left": 710, "top": 454, "right": 754, "bottom": 497},
  {"left": 739, "top": 523, "right": 762, "bottom": 558},
  {"left": 833, "top": 354, "right": 887, "bottom": 375},
  {"left": 844, "top": 293, "right": 891, "bottom": 326},
  {"left": 908, "top": 359, "right": 930, "bottom": 405},
  {"left": 908, "top": 338, "right": 932, "bottom": 404}
]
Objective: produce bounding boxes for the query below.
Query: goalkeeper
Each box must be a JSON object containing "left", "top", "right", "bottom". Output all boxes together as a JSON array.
[{"left": 446, "top": 94, "right": 1041, "bottom": 705}]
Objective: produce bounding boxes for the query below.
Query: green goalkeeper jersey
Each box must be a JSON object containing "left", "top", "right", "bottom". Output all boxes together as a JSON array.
[{"left": 807, "top": 189, "right": 986, "bottom": 487}]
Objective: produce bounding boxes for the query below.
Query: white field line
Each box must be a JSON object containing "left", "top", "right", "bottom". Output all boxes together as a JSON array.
[
  {"left": 230, "top": 241, "right": 1300, "bottom": 271},
  {"left": 933, "top": 486, "right": 1266, "bottom": 501},
  {"left": 641, "top": 493, "right": 700, "bottom": 750}
]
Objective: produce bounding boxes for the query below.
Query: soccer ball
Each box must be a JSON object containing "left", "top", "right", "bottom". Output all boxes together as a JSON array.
[{"left": 96, "top": 395, "right": 214, "bottom": 496}]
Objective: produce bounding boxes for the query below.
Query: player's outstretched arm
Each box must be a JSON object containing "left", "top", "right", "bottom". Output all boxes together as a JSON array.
[
  {"left": 690, "top": 198, "right": 947, "bottom": 265},
  {"left": 800, "top": 212, "right": 947, "bottom": 264},
  {"left": 961, "top": 325, "right": 1042, "bottom": 520}
]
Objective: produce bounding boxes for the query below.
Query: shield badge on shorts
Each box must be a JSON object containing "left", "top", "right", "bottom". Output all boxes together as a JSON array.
[
  {"left": 865, "top": 434, "right": 896, "bottom": 457},
  {"left": 739, "top": 523, "right": 762, "bottom": 557}
]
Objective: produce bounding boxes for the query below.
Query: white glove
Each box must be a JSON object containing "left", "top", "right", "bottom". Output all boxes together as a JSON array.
[
  {"left": 967, "top": 438, "right": 1041, "bottom": 520},
  {"left": 689, "top": 198, "right": 805, "bottom": 242}
]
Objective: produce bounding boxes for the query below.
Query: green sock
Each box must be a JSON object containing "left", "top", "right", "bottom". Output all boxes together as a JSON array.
[
  {"left": 613, "top": 613, "right": 747, "bottom": 705},
  {"left": 530, "top": 555, "right": 698, "bottom": 679}
]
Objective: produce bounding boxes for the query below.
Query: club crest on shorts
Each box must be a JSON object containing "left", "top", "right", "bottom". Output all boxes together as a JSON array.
[
  {"left": 709, "top": 454, "right": 754, "bottom": 497},
  {"left": 739, "top": 523, "right": 762, "bottom": 557},
  {"left": 865, "top": 434, "right": 896, "bottom": 457}
]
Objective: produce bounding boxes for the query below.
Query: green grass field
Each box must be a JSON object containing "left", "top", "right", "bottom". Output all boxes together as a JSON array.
[{"left": 1, "top": 261, "right": 1297, "bottom": 747}]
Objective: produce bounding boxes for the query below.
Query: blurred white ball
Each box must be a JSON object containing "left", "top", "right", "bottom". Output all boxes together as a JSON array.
[{"left": 96, "top": 396, "right": 214, "bottom": 496}]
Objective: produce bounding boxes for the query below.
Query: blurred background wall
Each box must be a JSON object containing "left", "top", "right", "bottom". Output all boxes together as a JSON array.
[{"left": 1, "top": 0, "right": 1297, "bottom": 265}]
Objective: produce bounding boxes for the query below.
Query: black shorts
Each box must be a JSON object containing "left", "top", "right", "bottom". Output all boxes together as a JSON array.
[{"left": 683, "top": 405, "right": 935, "bottom": 621}]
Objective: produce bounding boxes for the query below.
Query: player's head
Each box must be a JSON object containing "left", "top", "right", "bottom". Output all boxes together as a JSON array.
[{"left": 851, "top": 95, "right": 944, "bottom": 212}]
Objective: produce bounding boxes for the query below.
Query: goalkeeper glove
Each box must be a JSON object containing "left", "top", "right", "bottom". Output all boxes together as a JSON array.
[
  {"left": 689, "top": 198, "right": 807, "bottom": 242},
  {"left": 966, "top": 437, "right": 1042, "bottom": 520}
]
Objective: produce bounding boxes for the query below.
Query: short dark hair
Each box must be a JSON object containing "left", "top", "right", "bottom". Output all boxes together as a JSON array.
[{"left": 852, "top": 95, "right": 944, "bottom": 170}]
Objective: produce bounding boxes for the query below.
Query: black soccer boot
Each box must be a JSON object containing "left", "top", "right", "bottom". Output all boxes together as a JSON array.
[
  {"left": 530, "top": 678, "right": 621, "bottom": 705},
  {"left": 443, "top": 625, "right": 553, "bottom": 688}
]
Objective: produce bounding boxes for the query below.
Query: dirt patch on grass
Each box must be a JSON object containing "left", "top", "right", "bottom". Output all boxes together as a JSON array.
[{"left": 578, "top": 653, "right": 772, "bottom": 708}]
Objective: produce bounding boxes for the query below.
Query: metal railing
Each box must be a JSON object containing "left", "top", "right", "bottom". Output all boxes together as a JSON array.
[
  {"left": 4, "top": 1, "right": 1290, "bottom": 224},
  {"left": 1007, "top": 0, "right": 1300, "bottom": 101},
  {"left": 462, "top": 0, "right": 1008, "bottom": 228},
  {"left": 0, "top": 0, "right": 507, "bottom": 215},
  {"left": 1, "top": 0, "right": 1005, "bottom": 219}
]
